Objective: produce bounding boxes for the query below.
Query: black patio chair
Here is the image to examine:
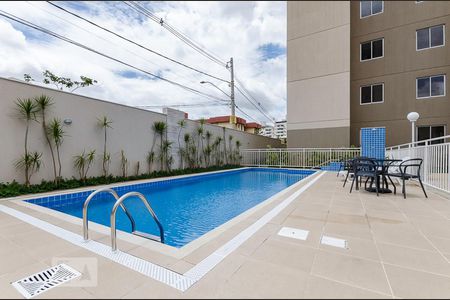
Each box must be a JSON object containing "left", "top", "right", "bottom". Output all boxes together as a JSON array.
[
  {"left": 342, "top": 159, "right": 355, "bottom": 187},
  {"left": 386, "top": 158, "right": 427, "bottom": 199},
  {"left": 350, "top": 158, "right": 381, "bottom": 196}
]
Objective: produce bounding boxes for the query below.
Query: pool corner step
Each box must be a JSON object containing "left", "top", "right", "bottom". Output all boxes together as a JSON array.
[{"left": 132, "top": 230, "right": 162, "bottom": 242}]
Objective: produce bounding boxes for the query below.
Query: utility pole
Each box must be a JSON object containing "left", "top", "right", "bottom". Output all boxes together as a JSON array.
[{"left": 227, "top": 57, "right": 236, "bottom": 127}]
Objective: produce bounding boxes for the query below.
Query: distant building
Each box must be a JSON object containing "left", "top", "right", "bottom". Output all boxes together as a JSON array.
[
  {"left": 275, "top": 120, "right": 287, "bottom": 139},
  {"left": 260, "top": 120, "right": 287, "bottom": 143},
  {"left": 206, "top": 116, "right": 262, "bottom": 134}
]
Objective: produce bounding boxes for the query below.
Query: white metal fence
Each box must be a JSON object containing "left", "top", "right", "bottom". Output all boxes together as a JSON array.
[
  {"left": 240, "top": 148, "right": 361, "bottom": 169},
  {"left": 386, "top": 135, "right": 450, "bottom": 194}
]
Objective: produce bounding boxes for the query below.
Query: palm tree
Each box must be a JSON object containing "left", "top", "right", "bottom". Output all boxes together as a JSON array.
[
  {"left": 120, "top": 150, "right": 128, "bottom": 177},
  {"left": 177, "top": 119, "right": 186, "bottom": 169},
  {"left": 205, "top": 131, "right": 212, "bottom": 166},
  {"left": 47, "top": 118, "right": 65, "bottom": 183},
  {"left": 235, "top": 140, "right": 242, "bottom": 165},
  {"left": 222, "top": 127, "right": 227, "bottom": 165},
  {"left": 162, "top": 141, "right": 173, "bottom": 171},
  {"left": 184, "top": 133, "right": 192, "bottom": 168},
  {"left": 98, "top": 116, "right": 112, "bottom": 177},
  {"left": 196, "top": 126, "right": 204, "bottom": 167},
  {"left": 15, "top": 98, "right": 40, "bottom": 186},
  {"left": 74, "top": 150, "right": 95, "bottom": 181},
  {"left": 152, "top": 121, "right": 167, "bottom": 171},
  {"left": 35, "top": 95, "right": 57, "bottom": 183},
  {"left": 146, "top": 151, "right": 155, "bottom": 174},
  {"left": 228, "top": 135, "right": 234, "bottom": 164}
]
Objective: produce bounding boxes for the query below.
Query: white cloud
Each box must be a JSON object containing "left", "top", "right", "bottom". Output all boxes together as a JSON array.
[{"left": 0, "top": 1, "right": 286, "bottom": 124}]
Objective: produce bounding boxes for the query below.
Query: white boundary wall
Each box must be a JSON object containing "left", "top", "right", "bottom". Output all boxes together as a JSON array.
[{"left": 0, "top": 77, "right": 281, "bottom": 184}]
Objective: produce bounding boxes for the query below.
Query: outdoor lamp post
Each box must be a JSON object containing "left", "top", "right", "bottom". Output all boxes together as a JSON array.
[{"left": 407, "top": 112, "right": 419, "bottom": 144}]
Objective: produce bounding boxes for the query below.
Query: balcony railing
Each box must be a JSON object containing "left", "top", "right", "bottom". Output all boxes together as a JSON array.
[
  {"left": 386, "top": 135, "right": 450, "bottom": 194},
  {"left": 240, "top": 148, "right": 361, "bottom": 169}
]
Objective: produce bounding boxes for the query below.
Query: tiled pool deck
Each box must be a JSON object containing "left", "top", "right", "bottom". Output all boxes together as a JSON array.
[{"left": 1, "top": 172, "right": 450, "bottom": 298}]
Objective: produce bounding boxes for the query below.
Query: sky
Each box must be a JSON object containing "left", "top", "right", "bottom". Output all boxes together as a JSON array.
[{"left": 0, "top": 1, "right": 286, "bottom": 125}]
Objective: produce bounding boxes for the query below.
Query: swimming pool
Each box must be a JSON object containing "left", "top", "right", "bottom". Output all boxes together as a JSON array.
[{"left": 25, "top": 168, "right": 314, "bottom": 248}]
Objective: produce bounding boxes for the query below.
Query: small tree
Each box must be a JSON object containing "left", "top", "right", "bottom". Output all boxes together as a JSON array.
[
  {"left": 47, "top": 118, "right": 65, "bottom": 183},
  {"left": 152, "top": 121, "right": 167, "bottom": 171},
  {"left": 24, "top": 70, "right": 97, "bottom": 92},
  {"left": 14, "top": 98, "right": 40, "bottom": 186},
  {"left": 196, "top": 126, "right": 204, "bottom": 167},
  {"left": 146, "top": 151, "right": 155, "bottom": 174},
  {"left": 235, "top": 140, "right": 242, "bottom": 165},
  {"left": 162, "top": 141, "right": 173, "bottom": 171},
  {"left": 98, "top": 116, "right": 112, "bottom": 177},
  {"left": 228, "top": 135, "right": 234, "bottom": 164},
  {"left": 35, "top": 95, "right": 57, "bottom": 183},
  {"left": 120, "top": 150, "right": 128, "bottom": 177},
  {"left": 74, "top": 150, "right": 95, "bottom": 181},
  {"left": 135, "top": 161, "right": 140, "bottom": 176},
  {"left": 177, "top": 119, "right": 186, "bottom": 169}
]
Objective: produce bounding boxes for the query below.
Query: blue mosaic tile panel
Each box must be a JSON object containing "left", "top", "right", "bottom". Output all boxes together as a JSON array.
[{"left": 361, "top": 127, "right": 386, "bottom": 159}]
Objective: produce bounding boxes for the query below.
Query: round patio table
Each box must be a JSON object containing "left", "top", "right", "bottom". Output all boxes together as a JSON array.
[{"left": 365, "top": 159, "right": 402, "bottom": 193}]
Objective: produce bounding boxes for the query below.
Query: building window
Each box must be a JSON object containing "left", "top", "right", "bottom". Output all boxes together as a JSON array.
[
  {"left": 360, "top": 1, "right": 384, "bottom": 18},
  {"left": 360, "top": 83, "right": 384, "bottom": 104},
  {"left": 360, "top": 38, "right": 384, "bottom": 61},
  {"left": 416, "top": 75, "right": 445, "bottom": 98},
  {"left": 417, "top": 125, "right": 445, "bottom": 144},
  {"left": 416, "top": 25, "right": 445, "bottom": 50}
]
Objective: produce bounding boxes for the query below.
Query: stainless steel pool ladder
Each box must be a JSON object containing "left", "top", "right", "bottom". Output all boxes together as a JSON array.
[{"left": 82, "top": 188, "right": 164, "bottom": 252}]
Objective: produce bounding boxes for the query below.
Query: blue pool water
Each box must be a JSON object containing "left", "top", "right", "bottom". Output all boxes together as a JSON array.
[{"left": 26, "top": 168, "right": 314, "bottom": 247}]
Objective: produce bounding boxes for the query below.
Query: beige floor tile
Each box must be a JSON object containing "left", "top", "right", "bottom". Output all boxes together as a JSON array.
[
  {"left": 319, "top": 235, "right": 380, "bottom": 261},
  {"left": 377, "top": 242, "right": 450, "bottom": 276},
  {"left": 218, "top": 259, "right": 309, "bottom": 299},
  {"left": 250, "top": 238, "right": 317, "bottom": 273},
  {"left": 385, "top": 264, "right": 450, "bottom": 298},
  {"left": 183, "top": 253, "right": 247, "bottom": 298},
  {"left": 127, "top": 246, "right": 179, "bottom": 268},
  {"left": 303, "top": 275, "right": 390, "bottom": 299},
  {"left": 82, "top": 261, "right": 148, "bottom": 298},
  {"left": 121, "top": 279, "right": 183, "bottom": 299},
  {"left": 323, "top": 221, "right": 373, "bottom": 240},
  {"left": 428, "top": 236, "right": 450, "bottom": 255},
  {"left": 371, "top": 223, "right": 434, "bottom": 250},
  {"left": 0, "top": 245, "right": 40, "bottom": 276},
  {"left": 311, "top": 250, "right": 391, "bottom": 295},
  {"left": 234, "top": 222, "right": 280, "bottom": 256},
  {"left": 168, "top": 259, "right": 194, "bottom": 274}
]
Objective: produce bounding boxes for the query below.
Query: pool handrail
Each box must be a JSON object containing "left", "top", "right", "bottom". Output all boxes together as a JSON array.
[
  {"left": 110, "top": 191, "right": 165, "bottom": 251},
  {"left": 83, "top": 187, "right": 136, "bottom": 241}
]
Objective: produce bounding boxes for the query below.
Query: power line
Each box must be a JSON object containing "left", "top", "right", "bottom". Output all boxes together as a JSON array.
[
  {"left": 0, "top": 10, "right": 229, "bottom": 104},
  {"left": 235, "top": 85, "right": 274, "bottom": 123},
  {"left": 46, "top": 1, "right": 229, "bottom": 83},
  {"left": 124, "top": 1, "right": 227, "bottom": 68},
  {"left": 137, "top": 102, "right": 226, "bottom": 109}
]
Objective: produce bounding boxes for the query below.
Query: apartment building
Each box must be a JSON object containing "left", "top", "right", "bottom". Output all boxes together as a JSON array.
[
  {"left": 287, "top": 1, "right": 450, "bottom": 147},
  {"left": 260, "top": 121, "right": 287, "bottom": 143}
]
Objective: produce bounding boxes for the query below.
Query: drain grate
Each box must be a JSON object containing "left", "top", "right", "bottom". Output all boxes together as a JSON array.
[{"left": 11, "top": 264, "right": 81, "bottom": 299}]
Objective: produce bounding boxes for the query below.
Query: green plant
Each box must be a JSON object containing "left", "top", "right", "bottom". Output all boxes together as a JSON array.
[
  {"left": 235, "top": 140, "right": 242, "bottom": 164},
  {"left": 47, "top": 118, "right": 65, "bottom": 183},
  {"left": 162, "top": 141, "right": 173, "bottom": 171},
  {"left": 74, "top": 150, "right": 95, "bottom": 181},
  {"left": 196, "top": 126, "right": 204, "bottom": 167},
  {"left": 14, "top": 97, "right": 40, "bottom": 186},
  {"left": 152, "top": 121, "right": 167, "bottom": 171},
  {"left": 15, "top": 151, "right": 42, "bottom": 185},
  {"left": 177, "top": 119, "right": 186, "bottom": 168},
  {"left": 146, "top": 151, "right": 155, "bottom": 174},
  {"left": 35, "top": 95, "right": 57, "bottom": 183},
  {"left": 0, "top": 164, "right": 241, "bottom": 198},
  {"left": 98, "top": 116, "right": 112, "bottom": 177},
  {"left": 135, "top": 161, "right": 140, "bottom": 176},
  {"left": 120, "top": 150, "right": 128, "bottom": 177},
  {"left": 228, "top": 135, "right": 234, "bottom": 162}
]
